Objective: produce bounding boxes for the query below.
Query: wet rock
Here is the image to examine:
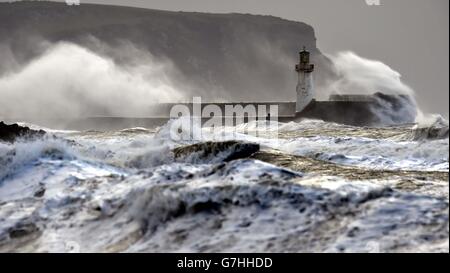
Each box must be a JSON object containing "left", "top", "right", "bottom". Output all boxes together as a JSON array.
[
  {"left": 0, "top": 122, "right": 46, "bottom": 143},
  {"left": 34, "top": 187, "right": 46, "bottom": 198},
  {"left": 8, "top": 222, "right": 39, "bottom": 239},
  {"left": 250, "top": 150, "right": 449, "bottom": 183},
  {"left": 173, "top": 141, "right": 260, "bottom": 163},
  {"left": 190, "top": 201, "right": 222, "bottom": 214}
]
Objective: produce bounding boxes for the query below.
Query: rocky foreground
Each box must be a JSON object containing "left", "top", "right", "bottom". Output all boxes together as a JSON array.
[{"left": 172, "top": 140, "right": 449, "bottom": 195}]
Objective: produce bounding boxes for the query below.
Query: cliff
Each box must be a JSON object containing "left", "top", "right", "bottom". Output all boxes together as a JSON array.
[{"left": 0, "top": 1, "right": 335, "bottom": 102}]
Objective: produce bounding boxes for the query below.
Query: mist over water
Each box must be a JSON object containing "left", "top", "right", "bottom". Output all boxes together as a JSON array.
[
  {"left": 0, "top": 3, "right": 448, "bottom": 254},
  {"left": 0, "top": 41, "right": 185, "bottom": 118},
  {"left": 0, "top": 39, "right": 446, "bottom": 127},
  {"left": 0, "top": 43, "right": 448, "bottom": 254},
  {"left": 327, "top": 51, "right": 415, "bottom": 97}
]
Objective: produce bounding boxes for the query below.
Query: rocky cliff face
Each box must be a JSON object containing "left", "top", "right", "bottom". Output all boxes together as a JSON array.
[{"left": 0, "top": 1, "right": 335, "bottom": 102}]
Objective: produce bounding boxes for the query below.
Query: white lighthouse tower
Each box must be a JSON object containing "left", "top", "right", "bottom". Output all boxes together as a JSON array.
[{"left": 295, "top": 47, "right": 315, "bottom": 113}]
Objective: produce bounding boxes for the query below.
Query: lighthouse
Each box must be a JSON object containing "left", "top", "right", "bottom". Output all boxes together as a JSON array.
[{"left": 295, "top": 47, "right": 315, "bottom": 113}]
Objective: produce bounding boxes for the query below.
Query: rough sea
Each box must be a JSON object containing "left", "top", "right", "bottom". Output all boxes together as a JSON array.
[{"left": 0, "top": 118, "right": 448, "bottom": 253}]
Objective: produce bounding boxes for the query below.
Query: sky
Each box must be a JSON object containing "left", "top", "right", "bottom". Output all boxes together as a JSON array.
[{"left": 2, "top": 0, "right": 449, "bottom": 117}]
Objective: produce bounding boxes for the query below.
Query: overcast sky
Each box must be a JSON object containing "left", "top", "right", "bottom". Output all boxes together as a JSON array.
[{"left": 3, "top": 0, "right": 449, "bottom": 116}]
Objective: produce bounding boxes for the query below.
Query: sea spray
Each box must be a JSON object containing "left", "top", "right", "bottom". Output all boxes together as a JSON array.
[
  {"left": 327, "top": 52, "right": 418, "bottom": 125},
  {"left": 0, "top": 42, "right": 184, "bottom": 119}
]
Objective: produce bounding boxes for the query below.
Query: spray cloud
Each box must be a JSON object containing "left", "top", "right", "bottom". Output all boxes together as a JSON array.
[
  {"left": 326, "top": 51, "right": 414, "bottom": 97},
  {"left": 324, "top": 51, "right": 424, "bottom": 125},
  {"left": 0, "top": 41, "right": 185, "bottom": 119}
]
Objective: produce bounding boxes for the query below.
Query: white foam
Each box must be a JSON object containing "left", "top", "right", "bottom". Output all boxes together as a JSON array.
[{"left": 0, "top": 119, "right": 448, "bottom": 253}]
